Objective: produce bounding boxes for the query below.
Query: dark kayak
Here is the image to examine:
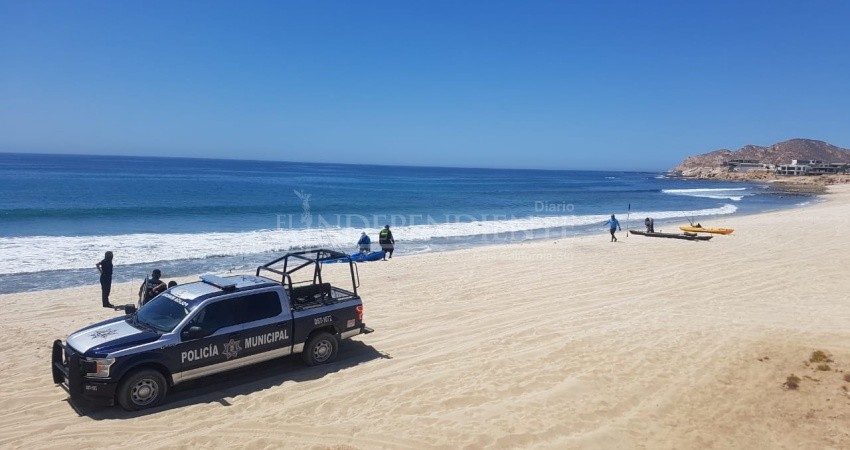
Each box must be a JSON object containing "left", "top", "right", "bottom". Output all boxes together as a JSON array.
[
  {"left": 324, "top": 251, "right": 386, "bottom": 263},
  {"left": 628, "top": 230, "right": 713, "bottom": 241}
]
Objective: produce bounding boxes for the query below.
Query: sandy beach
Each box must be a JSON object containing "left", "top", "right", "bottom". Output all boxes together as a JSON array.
[{"left": 2, "top": 187, "right": 849, "bottom": 449}]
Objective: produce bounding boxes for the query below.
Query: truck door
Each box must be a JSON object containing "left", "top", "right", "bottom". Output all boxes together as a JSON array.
[
  {"left": 236, "top": 290, "right": 294, "bottom": 361},
  {"left": 174, "top": 297, "right": 245, "bottom": 382}
]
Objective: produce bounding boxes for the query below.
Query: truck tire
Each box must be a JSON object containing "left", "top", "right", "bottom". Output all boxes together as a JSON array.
[
  {"left": 303, "top": 332, "right": 338, "bottom": 366},
  {"left": 117, "top": 369, "right": 167, "bottom": 411}
]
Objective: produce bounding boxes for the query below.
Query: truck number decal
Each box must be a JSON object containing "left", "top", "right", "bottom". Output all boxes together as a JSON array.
[{"left": 314, "top": 315, "right": 333, "bottom": 326}]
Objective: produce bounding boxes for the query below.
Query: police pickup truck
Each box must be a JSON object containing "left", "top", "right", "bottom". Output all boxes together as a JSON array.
[{"left": 51, "top": 249, "right": 373, "bottom": 411}]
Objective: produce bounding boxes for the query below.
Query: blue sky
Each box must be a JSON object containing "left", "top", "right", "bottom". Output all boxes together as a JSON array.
[{"left": 1, "top": 1, "right": 848, "bottom": 171}]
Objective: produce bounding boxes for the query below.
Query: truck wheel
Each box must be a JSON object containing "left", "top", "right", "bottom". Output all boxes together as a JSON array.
[
  {"left": 117, "top": 369, "right": 167, "bottom": 411},
  {"left": 303, "top": 332, "right": 338, "bottom": 366}
]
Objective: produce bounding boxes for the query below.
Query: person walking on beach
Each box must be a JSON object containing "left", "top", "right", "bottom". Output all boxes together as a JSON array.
[
  {"left": 604, "top": 214, "right": 621, "bottom": 242},
  {"left": 357, "top": 232, "right": 371, "bottom": 254},
  {"left": 378, "top": 224, "right": 395, "bottom": 260},
  {"left": 96, "top": 251, "right": 114, "bottom": 308}
]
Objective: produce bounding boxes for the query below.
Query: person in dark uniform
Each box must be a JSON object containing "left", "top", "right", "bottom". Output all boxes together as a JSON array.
[
  {"left": 378, "top": 224, "right": 395, "bottom": 260},
  {"left": 644, "top": 217, "right": 655, "bottom": 233},
  {"left": 96, "top": 251, "right": 114, "bottom": 308},
  {"left": 139, "top": 269, "right": 167, "bottom": 306}
]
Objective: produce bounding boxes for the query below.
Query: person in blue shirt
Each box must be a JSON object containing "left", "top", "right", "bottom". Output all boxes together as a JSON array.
[
  {"left": 604, "top": 214, "right": 621, "bottom": 242},
  {"left": 357, "top": 232, "right": 371, "bottom": 254}
]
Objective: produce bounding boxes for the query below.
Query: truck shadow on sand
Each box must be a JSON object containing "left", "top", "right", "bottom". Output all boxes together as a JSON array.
[{"left": 71, "top": 341, "right": 391, "bottom": 419}]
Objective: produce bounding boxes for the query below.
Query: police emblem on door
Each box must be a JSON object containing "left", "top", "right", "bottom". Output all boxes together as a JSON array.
[{"left": 222, "top": 339, "right": 242, "bottom": 360}]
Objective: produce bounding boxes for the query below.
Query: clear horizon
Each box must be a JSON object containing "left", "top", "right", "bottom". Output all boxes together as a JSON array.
[
  {"left": 2, "top": 1, "right": 849, "bottom": 171},
  {"left": 0, "top": 150, "right": 669, "bottom": 173}
]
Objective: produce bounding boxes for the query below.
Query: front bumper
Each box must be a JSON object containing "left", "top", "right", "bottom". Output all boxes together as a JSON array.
[{"left": 52, "top": 340, "right": 117, "bottom": 407}]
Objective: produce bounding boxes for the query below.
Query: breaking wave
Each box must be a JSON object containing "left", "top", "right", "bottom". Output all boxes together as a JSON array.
[
  {"left": 662, "top": 187, "right": 749, "bottom": 201},
  {"left": 0, "top": 204, "right": 737, "bottom": 276}
]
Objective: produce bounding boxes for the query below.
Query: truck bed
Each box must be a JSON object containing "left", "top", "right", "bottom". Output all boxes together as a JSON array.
[{"left": 288, "top": 283, "right": 359, "bottom": 310}]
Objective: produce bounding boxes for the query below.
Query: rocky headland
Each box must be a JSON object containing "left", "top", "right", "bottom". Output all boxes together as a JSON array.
[{"left": 670, "top": 138, "right": 850, "bottom": 191}]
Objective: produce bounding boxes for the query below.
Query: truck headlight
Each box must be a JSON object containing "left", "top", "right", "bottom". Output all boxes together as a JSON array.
[{"left": 85, "top": 357, "right": 115, "bottom": 378}]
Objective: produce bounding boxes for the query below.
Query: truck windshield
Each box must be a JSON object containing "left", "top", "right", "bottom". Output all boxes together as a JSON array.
[{"left": 134, "top": 293, "right": 189, "bottom": 333}]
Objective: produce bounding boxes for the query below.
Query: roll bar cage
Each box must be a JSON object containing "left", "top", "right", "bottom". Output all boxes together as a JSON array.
[{"left": 256, "top": 249, "right": 360, "bottom": 298}]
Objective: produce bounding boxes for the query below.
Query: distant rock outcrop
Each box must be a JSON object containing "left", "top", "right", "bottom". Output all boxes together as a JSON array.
[{"left": 672, "top": 139, "right": 850, "bottom": 172}]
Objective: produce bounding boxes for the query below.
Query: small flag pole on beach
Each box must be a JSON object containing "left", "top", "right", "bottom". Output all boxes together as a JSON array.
[{"left": 626, "top": 203, "right": 631, "bottom": 237}]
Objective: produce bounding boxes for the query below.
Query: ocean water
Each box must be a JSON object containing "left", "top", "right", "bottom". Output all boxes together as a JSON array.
[{"left": 0, "top": 153, "right": 809, "bottom": 293}]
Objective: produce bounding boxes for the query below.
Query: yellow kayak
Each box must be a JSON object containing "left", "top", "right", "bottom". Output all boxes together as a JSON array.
[{"left": 679, "top": 226, "right": 734, "bottom": 235}]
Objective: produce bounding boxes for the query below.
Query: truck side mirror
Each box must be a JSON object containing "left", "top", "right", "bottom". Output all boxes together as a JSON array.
[
  {"left": 124, "top": 305, "right": 137, "bottom": 315},
  {"left": 181, "top": 326, "right": 205, "bottom": 341}
]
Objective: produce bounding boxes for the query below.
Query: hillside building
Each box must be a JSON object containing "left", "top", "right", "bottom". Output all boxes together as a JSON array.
[
  {"left": 775, "top": 164, "right": 810, "bottom": 176},
  {"left": 723, "top": 159, "right": 773, "bottom": 172}
]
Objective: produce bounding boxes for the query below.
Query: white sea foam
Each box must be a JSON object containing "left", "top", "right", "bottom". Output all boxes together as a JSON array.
[
  {"left": 662, "top": 187, "right": 749, "bottom": 201},
  {"left": 662, "top": 188, "right": 747, "bottom": 192},
  {"left": 0, "top": 204, "right": 737, "bottom": 275}
]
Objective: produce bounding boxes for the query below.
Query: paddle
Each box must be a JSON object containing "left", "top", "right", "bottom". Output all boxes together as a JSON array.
[{"left": 626, "top": 203, "right": 630, "bottom": 237}]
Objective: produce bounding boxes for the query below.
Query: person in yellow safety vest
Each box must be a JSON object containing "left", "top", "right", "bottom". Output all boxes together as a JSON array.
[{"left": 378, "top": 224, "right": 395, "bottom": 260}]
